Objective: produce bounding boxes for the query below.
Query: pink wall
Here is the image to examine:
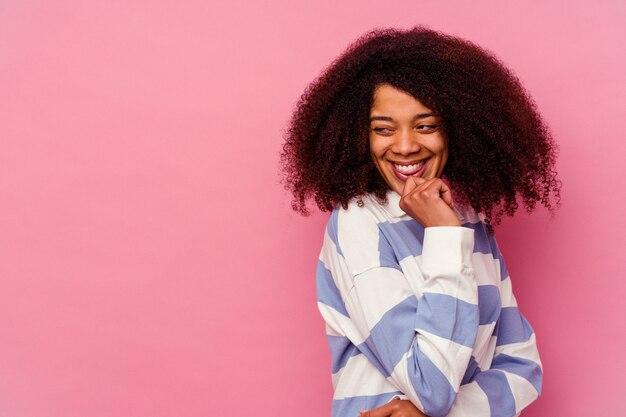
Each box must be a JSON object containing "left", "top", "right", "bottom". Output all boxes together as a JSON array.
[{"left": 1, "top": 1, "right": 624, "bottom": 416}]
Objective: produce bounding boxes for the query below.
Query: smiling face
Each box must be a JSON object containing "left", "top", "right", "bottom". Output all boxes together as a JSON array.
[{"left": 369, "top": 83, "right": 448, "bottom": 195}]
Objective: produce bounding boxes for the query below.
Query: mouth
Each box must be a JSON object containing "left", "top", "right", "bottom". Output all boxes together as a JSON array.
[{"left": 391, "top": 159, "right": 430, "bottom": 180}]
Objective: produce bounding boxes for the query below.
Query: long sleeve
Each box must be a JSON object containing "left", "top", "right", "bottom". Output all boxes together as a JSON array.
[
  {"left": 444, "top": 237, "right": 543, "bottom": 417},
  {"left": 318, "top": 207, "right": 480, "bottom": 417}
]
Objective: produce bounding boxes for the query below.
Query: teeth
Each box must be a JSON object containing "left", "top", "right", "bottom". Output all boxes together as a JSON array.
[{"left": 394, "top": 161, "right": 425, "bottom": 173}]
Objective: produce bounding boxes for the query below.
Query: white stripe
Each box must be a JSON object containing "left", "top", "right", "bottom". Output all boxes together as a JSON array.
[
  {"left": 499, "top": 276, "right": 518, "bottom": 308},
  {"left": 349, "top": 267, "right": 415, "bottom": 329},
  {"left": 398, "top": 256, "right": 426, "bottom": 296},
  {"left": 471, "top": 252, "right": 502, "bottom": 286},
  {"left": 411, "top": 329, "right": 474, "bottom": 389},
  {"left": 504, "top": 370, "right": 539, "bottom": 413},
  {"left": 446, "top": 381, "right": 490, "bottom": 417},
  {"left": 319, "top": 232, "right": 354, "bottom": 299},
  {"left": 325, "top": 322, "right": 343, "bottom": 337},
  {"left": 389, "top": 348, "right": 424, "bottom": 411},
  {"left": 494, "top": 333, "right": 542, "bottom": 369},
  {"left": 330, "top": 352, "right": 352, "bottom": 389},
  {"left": 332, "top": 353, "right": 399, "bottom": 399},
  {"left": 389, "top": 331, "right": 471, "bottom": 398},
  {"left": 463, "top": 207, "right": 483, "bottom": 223},
  {"left": 495, "top": 257, "right": 510, "bottom": 281},
  {"left": 413, "top": 260, "right": 478, "bottom": 304},
  {"left": 336, "top": 207, "right": 384, "bottom": 276},
  {"left": 420, "top": 227, "right": 475, "bottom": 269},
  {"left": 472, "top": 326, "right": 498, "bottom": 369},
  {"left": 400, "top": 252, "right": 500, "bottom": 295},
  {"left": 331, "top": 364, "right": 343, "bottom": 389},
  {"left": 317, "top": 302, "right": 366, "bottom": 345}
]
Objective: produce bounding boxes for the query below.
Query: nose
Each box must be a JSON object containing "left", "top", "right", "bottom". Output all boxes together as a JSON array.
[{"left": 392, "top": 128, "right": 421, "bottom": 155}]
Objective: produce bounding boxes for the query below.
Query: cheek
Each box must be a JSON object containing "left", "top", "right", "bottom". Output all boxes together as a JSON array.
[
  {"left": 430, "top": 136, "right": 448, "bottom": 156},
  {"left": 368, "top": 136, "right": 383, "bottom": 159},
  {"left": 439, "top": 143, "right": 448, "bottom": 159},
  {"left": 368, "top": 141, "right": 387, "bottom": 176}
]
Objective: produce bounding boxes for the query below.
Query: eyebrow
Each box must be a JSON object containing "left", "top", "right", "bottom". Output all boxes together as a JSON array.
[{"left": 369, "top": 113, "right": 437, "bottom": 122}]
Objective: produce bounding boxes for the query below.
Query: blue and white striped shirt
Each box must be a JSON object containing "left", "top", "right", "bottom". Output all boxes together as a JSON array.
[{"left": 316, "top": 191, "right": 542, "bottom": 417}]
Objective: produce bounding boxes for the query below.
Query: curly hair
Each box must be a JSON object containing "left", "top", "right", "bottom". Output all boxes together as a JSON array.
[{"left": 280, "top": 26, "right": 561, "bottom": 230}]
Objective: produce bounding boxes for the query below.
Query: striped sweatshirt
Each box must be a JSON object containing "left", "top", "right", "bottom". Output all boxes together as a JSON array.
[{"left": 316, "top": 191, "right": 542, "bottom": 417}]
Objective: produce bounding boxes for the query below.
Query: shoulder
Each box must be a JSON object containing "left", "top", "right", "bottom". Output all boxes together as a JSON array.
[
  {"left": 326, "top": 195, "right": 381, "bottom": 244},
  {"left": 453, "top": 203, "right": 502, "bottom": 255},
  {"left": 323, "top": 194, "right": 387, "bottom": 275},
  {"left": 454, "top": 203, "right": 483, "bottom": 224}
]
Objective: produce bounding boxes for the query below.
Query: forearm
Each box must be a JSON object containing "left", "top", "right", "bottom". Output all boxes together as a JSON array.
[
  {"left": 345, "top": 227, "right": 480, "bottom": 417},
  {"left": 446, "top": 298, "right": 543, "bottom": 416}
]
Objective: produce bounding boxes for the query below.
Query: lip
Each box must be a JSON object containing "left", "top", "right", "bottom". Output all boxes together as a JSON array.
[{"left": 391, "top": 159, "right": 430, "bottom": 180}]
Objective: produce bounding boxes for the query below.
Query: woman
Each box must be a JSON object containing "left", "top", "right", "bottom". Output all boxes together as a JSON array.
[{"left": 281, "top": 26, "right": 560, "bottom": 417}]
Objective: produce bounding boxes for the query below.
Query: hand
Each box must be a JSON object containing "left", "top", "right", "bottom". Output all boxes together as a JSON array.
[
  {"left": 359, "top": 399, "right": 428, "bottom": 417},
  {"left": 399, "top": 176, "right": 460, "bottom": 227}
]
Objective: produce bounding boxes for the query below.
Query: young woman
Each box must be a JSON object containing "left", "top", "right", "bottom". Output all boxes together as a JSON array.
[{"left": 281, "top": 26, "right": 560, "bottom": 417}]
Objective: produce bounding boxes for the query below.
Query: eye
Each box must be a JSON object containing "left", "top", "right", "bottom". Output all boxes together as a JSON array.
[
  {"left": 416, "top": 124, "right": 439, "bottom": 133},
  {"left": 372, "top": 127, "right": 394, "bottom": 135}
]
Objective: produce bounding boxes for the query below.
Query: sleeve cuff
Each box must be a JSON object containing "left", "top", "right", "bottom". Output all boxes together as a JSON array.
[
  {"left": 388, "top": 394, "right": 409, "bottom": 402},
  {"left": 422, "top": 226, "right": 475, "bottom": 268}
]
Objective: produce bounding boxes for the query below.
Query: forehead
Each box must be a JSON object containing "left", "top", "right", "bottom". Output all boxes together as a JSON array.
[{"left": 370, "top": 83, "right": 433, "bottom": 115}]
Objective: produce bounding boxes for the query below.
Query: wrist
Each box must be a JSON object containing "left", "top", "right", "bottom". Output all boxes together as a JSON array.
[
  {"left": 427, "top": 221, "right": 461, "bottom": 227},
  {"left": 423, "top": 216, "right": 461, "bottom": 228}
]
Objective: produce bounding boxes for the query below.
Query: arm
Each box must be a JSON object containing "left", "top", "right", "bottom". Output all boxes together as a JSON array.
[
  {"left": 359, "top": 235, "right": 543, "bottom": 417},
  {"left": 321, "top": 205, "right": 479, "bottom": 417},
  {"left": 443, "top": 237, "right": 543, "bottom": 417}
]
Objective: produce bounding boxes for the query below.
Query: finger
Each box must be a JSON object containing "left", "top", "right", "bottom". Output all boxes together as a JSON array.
[
  {"left": 419, "top": 178, "right": 444, "bottom": 200},
  {"left": 359, "top": 402, "right": 394, "bottom": 417},
  {"left": 401, "top": 176, "right": 423, "bottom": 197},
  {"left": 421, "top": 179, "right": 454, "bottom": 208},
  {"left": 418, "top": 177, "right": 440, "bottom": 192},
  {"left": 437, "top": 182, "right": 455, "bottom": 207}
]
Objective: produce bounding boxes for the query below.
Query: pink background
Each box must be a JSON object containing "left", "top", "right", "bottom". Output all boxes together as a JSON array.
[{"left": 1, "top": 1, "right": 625, "bottom": 416}]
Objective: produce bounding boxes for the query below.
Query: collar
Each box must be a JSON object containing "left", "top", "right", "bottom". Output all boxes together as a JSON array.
[{"left": 379, "top": 190, "right": 407, "bottom": 218}]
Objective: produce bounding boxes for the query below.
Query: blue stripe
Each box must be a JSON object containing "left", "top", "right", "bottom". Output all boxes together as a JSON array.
[
  {"left": 356, "top": 339, "right": 391, "bottom": 377},
  {"left": 362, "top": 292, "right": 478, "bottom": 378},
  {"left": 359, "top": 293, "right": 477, "bottom": 417},
  {"left": 316, "top": 260, "right": 349, "bottom": 317},
  {"left": 461, "top": 221, "right": 492, "bottom": 255},
  {"left": 327, "top": 335, "right": 360, "bottom": 374},
  {"left": 495, "top": 307, "right": 534, "bottom": 346},
  {"left": 461, "top": 355, "right": 481, "bottom": 385},
  {"left": 378, "top": 219, "right": 507, "bottom": 269},
  {"left": 415, "top": 292, "right": 479, "bottom": 347},
  {"left": 409, "top": 347, "right": 457, "bottom": 417},
  {"left": 498, "top": 256, "right": 509, "bottom": 280},
  {"left": 478, "top": 285, "right": 501, "bottom": 325},
  {"left": 362, "top": 295, "right": 419, "bottom": 377},
  {"left": 377, "top": 229, "right": 401, "bottom": 271},
  {"left": 462, "top": 221, "right": 509, "bottom": 280},
  {"left": 487, "top": 233, "right": 509, "bottom": 280},
  {"left": 491, "top": 316, "right": 500, "bottom": 336},
  {"left": 491, "top": 353, "right": 543, "bottom": 395},
  {"left": 327, "top": 209, "right": 343, "bottom": 257},
  {"left": 331, "top": 391, "right": 403, "bottom": 417},
  {"left": 378, "top": 219, "right": 425, "bottom": 260},
  {"left": 487, "top": 232, "right": 503, "bottom": 262},
  {"left": 474, "top": 370, "right": 516, "bottom": 417}
]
